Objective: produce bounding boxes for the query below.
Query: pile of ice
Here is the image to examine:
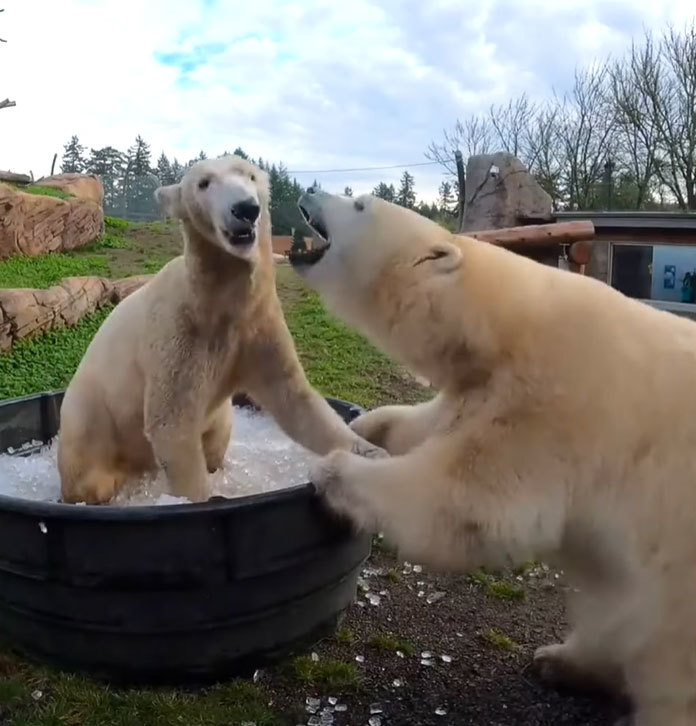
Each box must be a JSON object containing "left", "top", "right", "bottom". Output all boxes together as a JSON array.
[{"left": 0, "top": 406, "right": 319, "bottom": 507}]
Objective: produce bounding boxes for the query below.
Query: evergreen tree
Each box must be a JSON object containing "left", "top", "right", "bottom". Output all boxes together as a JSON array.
[
  {"left": 372, "top": 181, "right": 396, "bottom": 201},
  {"left": 171, "top": 158, "right": 185, "bottom": 182},
  {"left": 61, "top": 135, "right": 86, "bottom": 173},
  {"left": 156, "top": 152, "right": 175, "bottom": 185},
  {"left": 438, "top": 180, "right": 455, "bottom": 213},
  {"left": 396, "top": 171, "right": 416, "bottom": 208},
  {"left": 232, "top": 146, "right": 249, "bottom": 159},
  {"left": 124, "top": 135, "right": 157, "bottom": 220},
  {"left": 86, "top": 146, "right": 126, "bottom": 214}
]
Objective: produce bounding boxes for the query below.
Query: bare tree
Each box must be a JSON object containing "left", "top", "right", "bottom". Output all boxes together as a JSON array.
[
  {"left": 426, "top": 115, "right": 494, "bottom": 175},
  {"left": 554, "top": 63, "right": 617, "bottom": 209},
  {"left": 609, "top": 37, "right": 662, "bottom": 208}
]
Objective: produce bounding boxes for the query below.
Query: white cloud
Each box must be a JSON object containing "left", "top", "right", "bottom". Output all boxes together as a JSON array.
[{"left": 1, "top": 0, "right": 694, "bottom": 201}]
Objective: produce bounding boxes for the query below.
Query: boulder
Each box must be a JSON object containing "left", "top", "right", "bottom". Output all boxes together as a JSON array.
[
  {"left": 0, "top": 276, "right": 113, "bottom": 349},
  {"left": 462, "top": 152, "right": 553, "bottom": 232},
  {"left": 0, "top": 183, "right": 104, "bottom": 259},
  {"left": 33, "top": 173, "right": 105, "bottom": 207}
]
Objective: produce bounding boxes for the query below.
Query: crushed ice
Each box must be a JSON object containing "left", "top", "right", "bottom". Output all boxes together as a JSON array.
[{"left": 0, "top": 406, "right": 319, "bottom": 506}]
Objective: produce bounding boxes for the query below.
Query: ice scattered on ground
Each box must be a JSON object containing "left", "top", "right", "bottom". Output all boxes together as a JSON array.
[{"left": 0, "top": 406, "right": 319, "bottom": 507}]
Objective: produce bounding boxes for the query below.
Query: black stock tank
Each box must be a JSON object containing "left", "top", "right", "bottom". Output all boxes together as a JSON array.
[{"left": 0, "top": 389, "right": 370, "bottom": 685}]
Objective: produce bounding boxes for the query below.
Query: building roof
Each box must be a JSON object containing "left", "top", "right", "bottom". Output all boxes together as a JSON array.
[{"left": 554, "top": 210, "right": 696, "bottom": 231}]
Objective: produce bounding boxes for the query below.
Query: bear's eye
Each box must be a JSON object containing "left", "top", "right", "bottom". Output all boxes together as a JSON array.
[
  {"left": 250, "top": 173, "right": 256, "bottom": 182},
  {"left": 198, "top": 178, "right": 211, "bottom": 191},
  {"left": 354, "top": 200, "right": 365, "bottom": 212}
]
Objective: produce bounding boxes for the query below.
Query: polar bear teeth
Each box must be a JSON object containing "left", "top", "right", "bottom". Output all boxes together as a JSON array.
[{"left": 288, "top": 244, "right": 330, "bottom": 266}]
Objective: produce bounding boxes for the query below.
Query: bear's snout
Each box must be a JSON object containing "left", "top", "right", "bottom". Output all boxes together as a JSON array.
[{"left": 232, "top": 198, "right": 261, "bottom": 224}]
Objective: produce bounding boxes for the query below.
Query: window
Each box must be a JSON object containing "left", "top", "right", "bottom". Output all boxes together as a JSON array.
[{"left": 610, "top": 243, "right": 696, "bottom": 310}]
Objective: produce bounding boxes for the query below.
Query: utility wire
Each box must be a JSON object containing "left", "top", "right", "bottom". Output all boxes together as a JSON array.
[{"left": 286, "top": 159, "right": 454, "bottom": 174}]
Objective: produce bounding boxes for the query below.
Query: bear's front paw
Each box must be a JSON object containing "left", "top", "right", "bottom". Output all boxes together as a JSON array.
[
  {"left": 309, "top": 449, "right": 372, "bottom": 529},
  {"left": 350, "top": 435, "right": 389, "bottom": 460}
]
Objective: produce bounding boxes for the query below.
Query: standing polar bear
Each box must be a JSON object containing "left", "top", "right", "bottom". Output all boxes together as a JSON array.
[
  {"left": 57, "top": 156, "right": 383, "bottom": 505},
  {"left": 290, "top": 187, "right": 696, "bottom": 726}
]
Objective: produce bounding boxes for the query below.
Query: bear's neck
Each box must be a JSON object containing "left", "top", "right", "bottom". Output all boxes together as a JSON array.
[{"left": 180, "top": 216, "right": 274, "bottom": 303}]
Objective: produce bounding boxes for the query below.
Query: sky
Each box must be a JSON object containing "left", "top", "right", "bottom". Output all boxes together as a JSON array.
[{"left": 1, "top": 0, "right": 695, "bottom": 202}]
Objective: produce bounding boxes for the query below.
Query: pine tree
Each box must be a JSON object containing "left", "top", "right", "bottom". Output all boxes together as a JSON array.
[
  {"left": 86, "top": 146, "right": 126, "bottom": 214},
  {"left": 171, "top": 158, "right": 185, "bottom": 182},
  {"left": 61, "top": 135, "right": 86, "bottom": 173},
  {"left": 373, "top": 181, "right": 396, "bottom": 202},
  {"left": 438, "top": 180, "right": 455, "bottom": 213},
  {"left": 124, "top": 135, "right": 157, "bottom": 220},
  {"left": 232, "top": 146, "right": 249, "bottom": 160},
  {"left": 396, "top": 171, "right": 416, "bottom": 208},
  {"left": 156, "top": 152, "right": 175, "bottom": 185}
]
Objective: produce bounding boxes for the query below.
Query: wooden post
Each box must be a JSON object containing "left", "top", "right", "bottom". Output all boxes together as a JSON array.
[
  {"left": 454, "top": 150, "right": 465, "bottom": 233},
  {"left": 50, "top": 153, "right": 57, "bottom": 176}
]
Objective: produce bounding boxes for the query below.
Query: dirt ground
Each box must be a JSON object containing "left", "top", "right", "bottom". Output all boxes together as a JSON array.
[{"left": 254, "top": 543, "right": 630, "bottom": 726}]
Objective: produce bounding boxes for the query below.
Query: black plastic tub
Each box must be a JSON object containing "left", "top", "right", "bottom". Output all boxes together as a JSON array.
[{"left": 0, "top": 390, "right": 371, "bottom": 685}]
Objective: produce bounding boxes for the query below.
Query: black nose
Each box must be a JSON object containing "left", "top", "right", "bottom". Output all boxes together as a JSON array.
[{"left": 232, "top": 198, "right": 260, "bottom": 224}]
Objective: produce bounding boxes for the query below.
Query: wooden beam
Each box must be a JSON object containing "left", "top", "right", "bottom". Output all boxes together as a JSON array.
[{"left": 463, "top": 220, "right": 595, "bottom": 248}]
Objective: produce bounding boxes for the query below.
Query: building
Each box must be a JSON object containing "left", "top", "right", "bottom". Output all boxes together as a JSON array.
[{"left": 555, "top": 211, "right": 696, "bottom": 319}]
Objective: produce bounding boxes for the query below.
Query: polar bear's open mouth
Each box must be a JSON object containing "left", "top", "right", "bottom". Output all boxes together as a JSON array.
[
  {"left": 289, "top": 203, "right": 331, "bottom": 266},
  {"left": 222, "top": 227, "right": 256, "bottom": 246}
]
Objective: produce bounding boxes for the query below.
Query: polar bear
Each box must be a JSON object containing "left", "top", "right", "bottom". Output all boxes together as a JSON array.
[
  {"left": 289, "top": 187, "right": 696, "bottom": 726},
  {"left": 57, "top": 157, "right": 384, "bottom": 505}
]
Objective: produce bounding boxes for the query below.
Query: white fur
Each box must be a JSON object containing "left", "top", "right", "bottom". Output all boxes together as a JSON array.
[
  {"left": 57, "top": 158, "right": 384, "bottom": 505},
  {"left": 293, "top": 189, "right": 696, "bottom": 726}
]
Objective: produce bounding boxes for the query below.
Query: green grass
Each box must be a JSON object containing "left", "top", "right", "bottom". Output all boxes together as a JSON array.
[
  {"left": 0, "top": 253, "right": 111, "bottom": 289},
  {"left": 279, "top": 271, "right": 430, "bottom": 410},
  {"left": 0, "top": 307, "right": 112, "bottom": 399},
  {"left": 481, "top": 628, "right": 520, "bottom": 651},
  {"left": 283, "top": 655, "right": 360, "bottom": 690},
  {"left": 469, "top": 569, "right": 526, "bottom": 601},
  {"left": 0, "top": 655, "right": 277, "bottom": 726},
  {"left": 14, "top": 184, "right": 74, "bottom": 200},
  {"left": 367, "top": 633, "right": 416, "bottom": 656},
  {"left": 334, "top": 627, "right": 355, "bottom": 645}
]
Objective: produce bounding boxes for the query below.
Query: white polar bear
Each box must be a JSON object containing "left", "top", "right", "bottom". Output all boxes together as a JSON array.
[
  {"left": 57, "top": 156, "right": 384, "bottom": 505},
  {"left": 290, "top": 187, "right": 696, "bottom": 726}
]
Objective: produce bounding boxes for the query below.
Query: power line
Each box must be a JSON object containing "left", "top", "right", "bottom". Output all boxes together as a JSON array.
[{"left": 286, "top": 159, "right": 454, "bottom": 175}]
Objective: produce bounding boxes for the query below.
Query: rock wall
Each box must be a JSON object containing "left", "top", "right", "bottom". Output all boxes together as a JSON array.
[
  {"left": 0, "top": 274, "right": 153, "bottom": 352},
  {"left": 0, "top": 183, "right": 104, "bottom": 260},
  {"left": 33, "top": 173, "right": 105, "bottom": 206}
]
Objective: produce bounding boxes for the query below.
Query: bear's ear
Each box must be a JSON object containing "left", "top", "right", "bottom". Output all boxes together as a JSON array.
[
  {"left": 154, "top": 184, "right": 183, "bottom": 219},
  {"left": 414, "top": 241, "right": 462, "bottom": 274}
]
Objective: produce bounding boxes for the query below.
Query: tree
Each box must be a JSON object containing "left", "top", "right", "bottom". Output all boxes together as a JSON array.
[
  {"left": 123, "top": 135, "right": 157, "bottom": 219},
  {"left": 171, "top": 158, "right": 185, "bottom": 182},
  {"left": 372, "top": 181, "right": 395, "bottom": 201},
  {"left": 156, "top": 152, "right": 175, "bottom": 185},
  {"left": 61, "top": 135, "right": 86, "bottom": 173},
  {"left": 396, "top": 171, "right": 416, "bottom": 208},
  {"left": 344, "top": 186, "right": 353, "bottom": 196},
  {"left": 438, "top": 180, "right": 455, "bottom": 213},
  {"left": 86, "top": 146, "right": 126, "bottom": 213}
]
